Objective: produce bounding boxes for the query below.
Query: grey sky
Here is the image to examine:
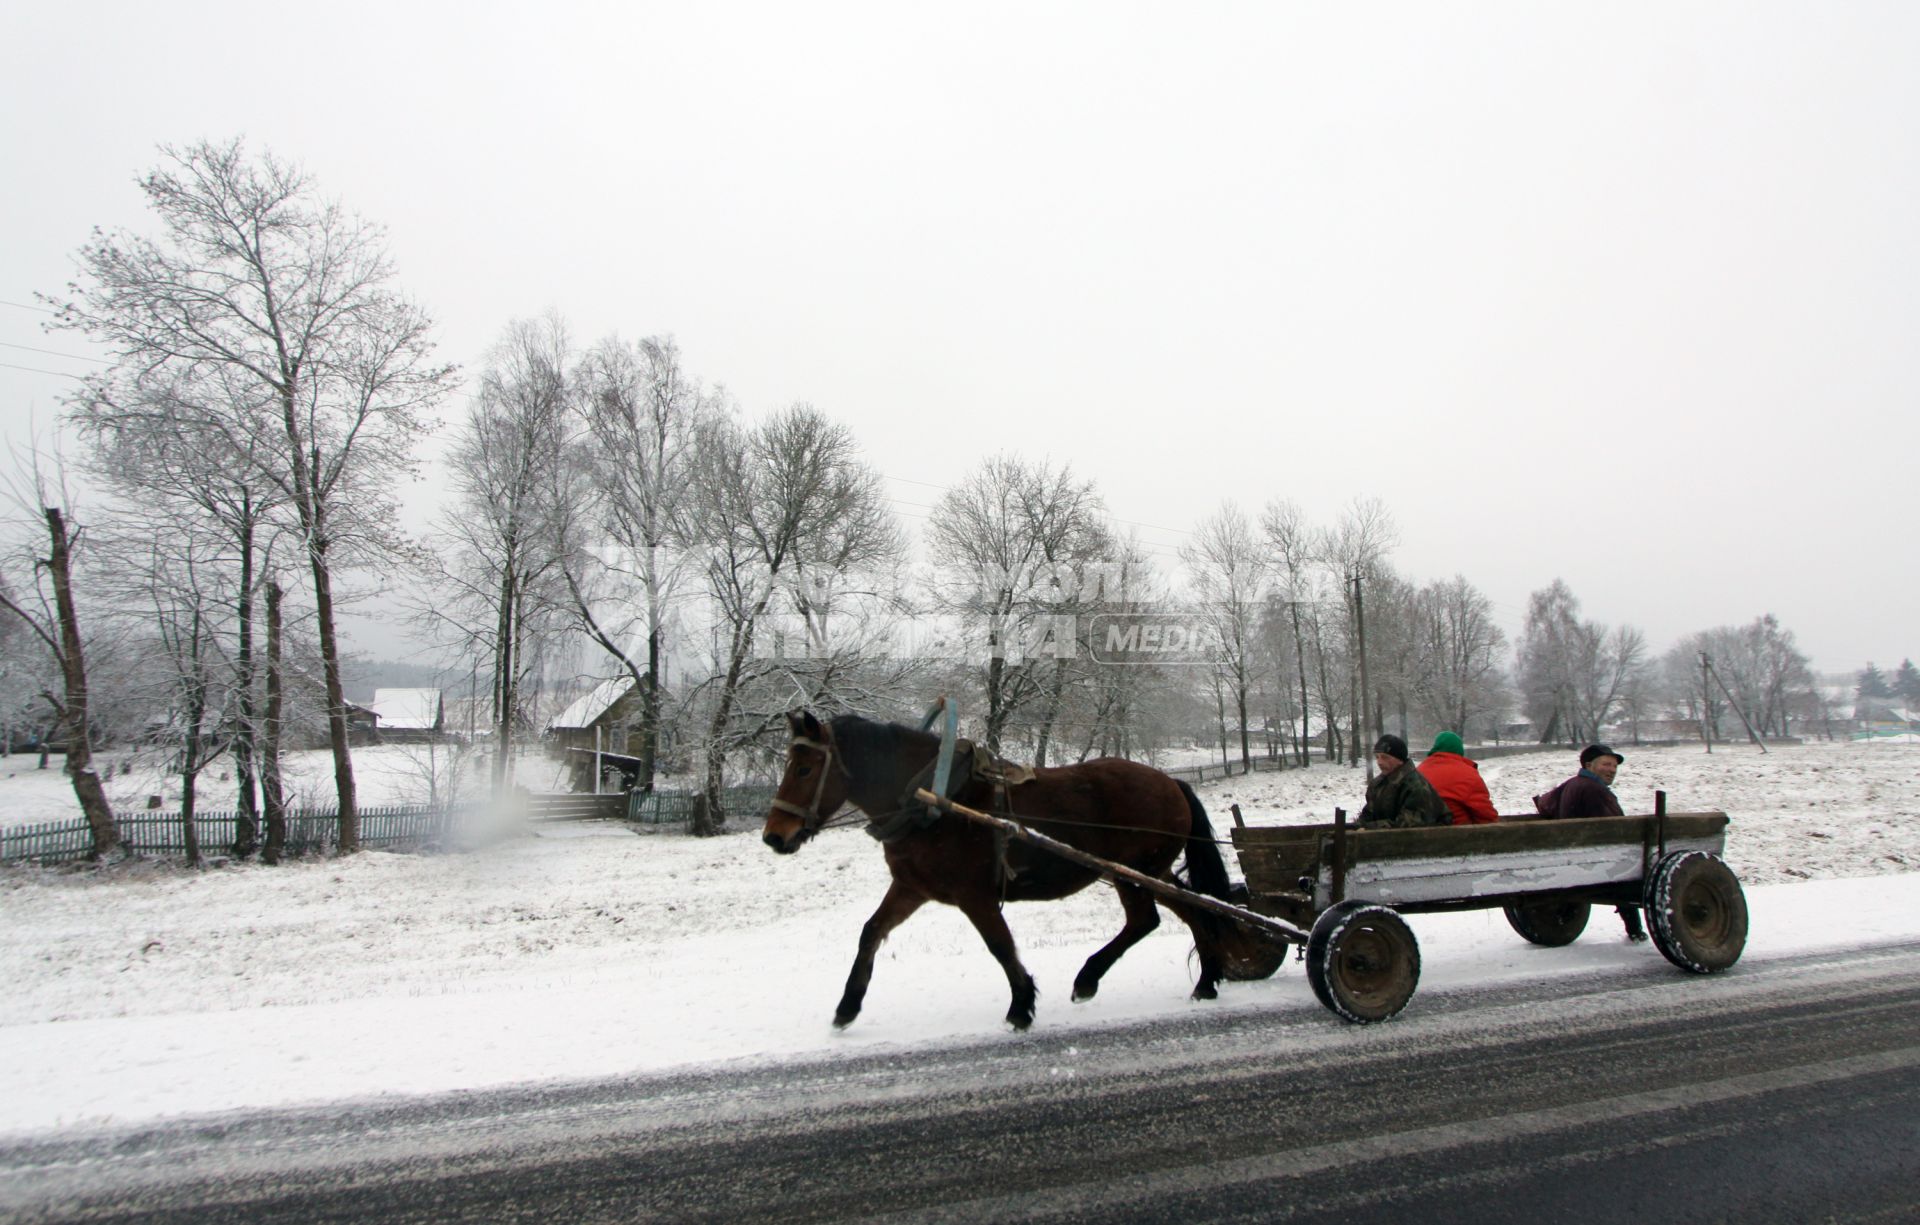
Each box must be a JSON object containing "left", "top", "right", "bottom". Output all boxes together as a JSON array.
[{"left": 3, "top": 2, "right": 1916, "bottom": 672}]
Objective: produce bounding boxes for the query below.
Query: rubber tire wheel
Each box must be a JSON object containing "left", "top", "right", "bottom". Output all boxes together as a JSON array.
[
  {"left": 1306, "top": 902, "right": 1420, "bottom": 1024},
  {"left": 1503, "top": 900, "right": 1592, "bottom": 947},
  {"left": 1644, "top": 851, "right": 1748, "bottom": 973},
  {"left": 1220, "top": 936, "right": 1291, "bottom": 981}
]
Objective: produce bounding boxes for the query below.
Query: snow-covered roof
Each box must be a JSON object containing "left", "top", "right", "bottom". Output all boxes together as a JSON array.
[
  {"left": 548, "top": 678, "right": 634, "bottom": 731},
  {"left": 371, "top": 688, "right": 444, "bottom": 731}
]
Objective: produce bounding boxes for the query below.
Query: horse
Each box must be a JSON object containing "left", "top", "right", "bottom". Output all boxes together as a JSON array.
[{"left": 761, "top": 709, "right": 1273, "bottom": 1030}]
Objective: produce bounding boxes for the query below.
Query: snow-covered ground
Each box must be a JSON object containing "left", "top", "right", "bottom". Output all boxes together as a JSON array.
[
  {"left": 0, "top": 744, "right": 579, "bottom": 831},
  {"left": 0, "top": 739, "right": 1914, "bottom": 1139}
]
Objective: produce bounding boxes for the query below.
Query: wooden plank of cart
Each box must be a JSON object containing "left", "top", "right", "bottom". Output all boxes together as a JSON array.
[{"left": 917, "top": 787, "right": 1749, "bottom": 1025}]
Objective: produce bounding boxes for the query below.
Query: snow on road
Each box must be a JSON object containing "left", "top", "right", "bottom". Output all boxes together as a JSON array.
[{"left": 0, "top": 739, "right": 1915, "bottom": 1138}]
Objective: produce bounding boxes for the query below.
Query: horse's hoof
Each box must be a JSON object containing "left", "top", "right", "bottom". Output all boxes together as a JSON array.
[
  {"left": 833, "top": 1011, "right": 858, "bottom": 1029},
  {"left": 1007, "top": 1013, "right": 1034, "bottom": 1031},
  {"left": 1071, "top": 978, "right": 1099, "bottom": 1002},
  {"left": 1191, "top": 983, "right": 1219, "bottom": 1001}
]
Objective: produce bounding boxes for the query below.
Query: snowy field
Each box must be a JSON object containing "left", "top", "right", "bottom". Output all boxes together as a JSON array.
[
  {"left": 0, "top": 738, "right": 1915, "bottom": 1139},
  {"left": 0, "top": 745, "right": 574, "bottom": 831}
]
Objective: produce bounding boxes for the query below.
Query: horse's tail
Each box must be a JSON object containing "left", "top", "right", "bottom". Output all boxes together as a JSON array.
[
  {"left": 1173, "top": 780, "right": 1289, "bottom": 983},
  {"left": 1176, "top": 780, "right": 1232, "bottom": 900}
]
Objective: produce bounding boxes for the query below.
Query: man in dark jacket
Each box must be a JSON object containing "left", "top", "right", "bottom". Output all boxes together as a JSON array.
[
  {"left": 1358, "top": 734, "right": 1451, "bottom": 829},
  {"left": 1534, "top": 744, "right": 1646, "bottom": 941}
]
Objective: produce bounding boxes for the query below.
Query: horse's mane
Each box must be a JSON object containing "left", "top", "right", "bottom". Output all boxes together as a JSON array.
[{"left": 828, "top": 713, "right": 937, "bottom": 774}]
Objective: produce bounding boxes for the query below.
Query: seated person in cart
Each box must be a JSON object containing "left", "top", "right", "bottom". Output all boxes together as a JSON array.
[
  {"left": 1417, "top": 730, "right": 1499, "bottom": 825},
  {"left": 1533, "top": 743, "right": 1648, "bottom": 942},
  {"left": 1357, "top": 734, "right": 1451, "bottom": 829}
]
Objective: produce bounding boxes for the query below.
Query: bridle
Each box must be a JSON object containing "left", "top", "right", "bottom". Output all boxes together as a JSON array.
[{"left": 769, "top": 725, "right": 850, "bottom": 831}]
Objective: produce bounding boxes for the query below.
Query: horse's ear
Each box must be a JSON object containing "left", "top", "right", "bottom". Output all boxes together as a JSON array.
[
  {"left": 788, "top": 709, "right": 821, "bottom": 737},
  {"left": 800, "top": 710, "right": 823, "bottom": 737}
]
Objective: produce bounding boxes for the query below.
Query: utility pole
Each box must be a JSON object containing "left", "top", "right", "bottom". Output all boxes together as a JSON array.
[
  {"left": 1699, "top": 651, "right": 1714, "bottom": 754},
  {"left": 1354, "top": 572, "right": 1372, "bottom": 780},
  {"left": 1706, "top": 653, "right": 1769, "bottom": 753}
]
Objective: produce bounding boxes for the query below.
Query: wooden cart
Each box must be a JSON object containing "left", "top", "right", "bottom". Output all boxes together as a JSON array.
[
  {"left": 1229, "top": 794, "right": 1750, "bottom": 1022},
  {"left": 919, "top": 787, "right": 1749, "bottom": 1025}
]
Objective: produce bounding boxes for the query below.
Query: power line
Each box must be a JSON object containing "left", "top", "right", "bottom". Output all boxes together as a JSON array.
[
  {"left": 0, "top": 299, "right": 57, "bottom": 315},
  {"left": 0, "top": 361, "right": 83, "bottom": 379},
  {"left": 0, "top": 340, "right": 111, "bottom": 365}
]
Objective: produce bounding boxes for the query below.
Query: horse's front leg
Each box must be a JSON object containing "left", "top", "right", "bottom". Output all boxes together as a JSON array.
[
  {"left": 956, "top": 895, "right": 1039, "bottom": 1030},
  {"left": 836, "top": 881, "right": 926, "bottom": 1028},
  {"left": 1073, "top": 881, "right": 1160, "bottom": 1001}
]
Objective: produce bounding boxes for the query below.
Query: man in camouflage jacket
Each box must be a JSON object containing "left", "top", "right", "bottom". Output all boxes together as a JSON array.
[{"left": 1357, "top": 734, "right": 1451, "bottom": 829}]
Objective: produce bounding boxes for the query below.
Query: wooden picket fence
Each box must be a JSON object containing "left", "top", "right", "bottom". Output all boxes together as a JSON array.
[
  {"left": 0, "top": 804, "right": 459, "bottom": 866},
  {"left": 625, "top": 785, "right": 779, "bottom": 825}
]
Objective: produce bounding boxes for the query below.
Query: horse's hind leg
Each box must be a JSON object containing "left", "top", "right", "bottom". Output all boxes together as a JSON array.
[
  {"left": 956, "top": 895, "right": 1039, "bottom": 1030},
  {"left": 1072, "top": 882, "right": 1159, "bottom": 1002},
  {"left": 1168, "top": 899, "right": 1227, "bottom": 1001},
  {"left": 836, "top": 882, "right": 926, "bottom": 1028}
]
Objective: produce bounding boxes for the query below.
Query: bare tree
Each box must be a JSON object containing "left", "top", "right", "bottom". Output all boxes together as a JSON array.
[
  {"left": 1061, "top": 535, "right": 1170, "bottom": 762},
  {"left": 560, "top": 334, "right": 714, "bottom": 797},
  {"left": 0, "top": 571, "right": 54, "bottom": 756},
  {"left": 1665, "top": 615, "right": 1814, "bottom": 741},
  {"left": 925, "top": 455, "right": 1109, "bottom": 755},
  {"left": 1260, "top": 499, "right": 1318, "bottom": 766},
  {"left": 1180, "top": 501, "right": 1271, "bottom": 770},
  {"left": 259, "top": 577, "right": 290, "bottom": 863},
  {"left": 683, "top": 404, "right": 900, "bottom": 833},
  {"left": 1517, "top": 579, "right": 1645, "bottom": 744},
  {"left": 425, "top": 315, "right": 573, "bottom": 793},
  {"left": 49, "top": 138, "right": 456, "bottom": 851},
  {"left": 0, "top": 459, "right": 120, "bottom": 858},
  {"left": 1317, "top": 497, "right": 1399, "bottom": 768},
  {"left": 138, "top": 533, "right": 229, "bottom": 866},
  {"left": 1407, "top": 575, "right": 1509, "bottom": 740},
  {"left": 72, "top": 370, "right": 284, "bottom": 854}
]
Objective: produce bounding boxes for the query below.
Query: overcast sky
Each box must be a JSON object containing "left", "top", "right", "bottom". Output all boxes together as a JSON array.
[{"left": 3, "top": 2, "right": 1916, "bottom": 673}]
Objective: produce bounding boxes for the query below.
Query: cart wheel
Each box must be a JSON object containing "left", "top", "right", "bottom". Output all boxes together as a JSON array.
[
  {"left": 1221, "top": 937, "right": 1292, "bottom": 981},
  {"left": 1306, "top": 902, "right": 1420, "bottom": 1023},
  {"left": 1503, "top": 900, "right": 1592, "bottom": 947},
  {"left": 1644, "top": 851, "right": 1748, "bottom": 973}
]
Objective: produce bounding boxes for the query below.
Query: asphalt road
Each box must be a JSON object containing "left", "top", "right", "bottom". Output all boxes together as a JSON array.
[{"left": 4, "top": 942, "right": 1917, "bottom": 1224}]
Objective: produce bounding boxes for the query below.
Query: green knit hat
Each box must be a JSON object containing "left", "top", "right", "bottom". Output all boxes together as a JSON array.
[{"left": 1430, "top": 731, "right": 1465, "bottom": 757}]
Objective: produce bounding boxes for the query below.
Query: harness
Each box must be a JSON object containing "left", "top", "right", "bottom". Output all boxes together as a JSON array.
[
  {"left": 773, "top": 703, "right": 1039, "bottom": 900},
  {"left": 767, "top": 728, "right": 846, "bottom": 831},
  {"left": 865, "top": 698, "right": 963, "bottom": 843}
]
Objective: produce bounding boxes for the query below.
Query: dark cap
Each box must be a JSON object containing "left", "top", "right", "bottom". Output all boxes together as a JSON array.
[
  {"left": 1374, "top": 734, "right": 1409, "bottom": 762},
  {"left": 1580, "top": 743, "right": 1624, "bottom": 766}
]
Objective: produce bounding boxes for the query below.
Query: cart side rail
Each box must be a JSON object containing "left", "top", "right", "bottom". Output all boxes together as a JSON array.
[{"left": 1234, "top": 812, "right": 1730, "bottom": 911}]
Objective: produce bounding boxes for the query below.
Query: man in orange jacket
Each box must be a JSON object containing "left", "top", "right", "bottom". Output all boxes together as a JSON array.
[{"left": 1417, "top": 731, "right": 1499, "bottom": 825}]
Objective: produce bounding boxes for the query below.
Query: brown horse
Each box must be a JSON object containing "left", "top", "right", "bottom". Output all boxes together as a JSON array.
[{"left": 761, "top": 710, "right": 1268, "bottom": 1030}]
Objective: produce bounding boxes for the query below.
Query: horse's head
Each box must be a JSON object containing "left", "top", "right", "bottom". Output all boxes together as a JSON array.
[{"left": 762, "top": 710, "right": 851, "bottom": 854}]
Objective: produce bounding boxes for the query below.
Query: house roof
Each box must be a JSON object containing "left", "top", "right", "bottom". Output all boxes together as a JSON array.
[
  {"left": 371, "top": 688, "right": 444, "bottom": 730},
  {"left": 549, "top": 678, "right": 634, "bottom": 731}
]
